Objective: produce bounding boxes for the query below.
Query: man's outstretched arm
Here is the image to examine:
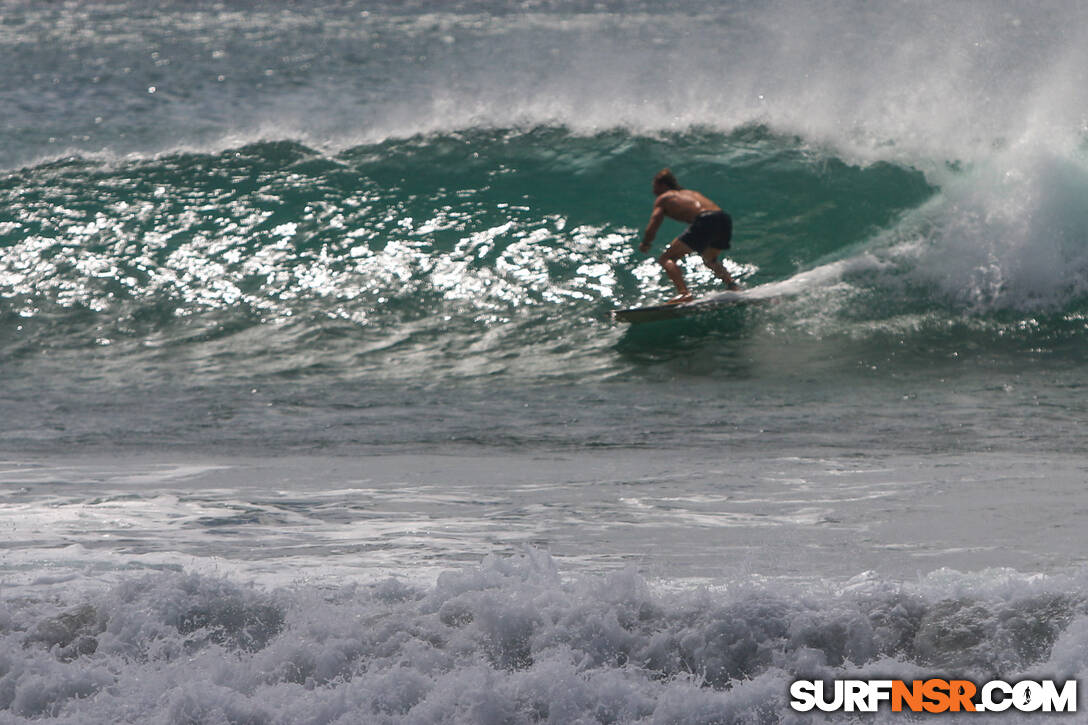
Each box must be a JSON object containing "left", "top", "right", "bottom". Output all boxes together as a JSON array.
[{"left": 638, "top": 202, "right": 666, "bottom": 253}]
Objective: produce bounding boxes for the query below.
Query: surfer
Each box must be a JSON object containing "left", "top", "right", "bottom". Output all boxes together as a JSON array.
[{"left": 637, "top": 168, "right": 739, "bottom": 303}]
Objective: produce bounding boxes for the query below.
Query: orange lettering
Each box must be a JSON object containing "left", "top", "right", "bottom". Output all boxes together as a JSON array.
[
  {"left": 892, "top": 680, "right": 924, "bottom": 712},
  {"left": 923, "top": 679, "right": 951, "bottom": 713},
  {"left": 949, "top": 680, "right": 977, "bottom": 712}
]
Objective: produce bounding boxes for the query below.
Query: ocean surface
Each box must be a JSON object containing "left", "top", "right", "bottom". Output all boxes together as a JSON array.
[{"left": 3, "top": 1, "right": 1088, "bottom": 722}]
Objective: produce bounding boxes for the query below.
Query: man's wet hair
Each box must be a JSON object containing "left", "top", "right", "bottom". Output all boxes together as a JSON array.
[{"left": 654, "top": 168, "right": 681, "bottom": 190}]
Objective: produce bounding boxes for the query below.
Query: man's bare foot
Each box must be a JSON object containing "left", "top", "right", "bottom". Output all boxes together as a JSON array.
[
  {"left": 725, "top": 282, "right": 742, "bottom": 291},
  {"left": 666, "top": 293, "right": 694, "bottom": 305}
]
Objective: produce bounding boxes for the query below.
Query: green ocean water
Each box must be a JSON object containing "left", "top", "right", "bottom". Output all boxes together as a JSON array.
[{"left": 5, "top": 127, "right": 1086, "bottom": 388}]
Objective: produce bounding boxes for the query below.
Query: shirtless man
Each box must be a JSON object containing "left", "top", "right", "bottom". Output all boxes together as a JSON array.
[{"left": 638, "top": 168, "right": 739, "bottom": 303}]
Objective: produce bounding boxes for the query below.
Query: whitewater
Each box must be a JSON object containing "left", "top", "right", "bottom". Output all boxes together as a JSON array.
[{"left": 2, "top": 1, "right": 1088, "bottom": 722}]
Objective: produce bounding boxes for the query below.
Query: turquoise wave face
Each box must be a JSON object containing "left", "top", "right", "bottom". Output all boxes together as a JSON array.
[{"left": 2, "top": 127, "right": 1087, "bottom": 385}]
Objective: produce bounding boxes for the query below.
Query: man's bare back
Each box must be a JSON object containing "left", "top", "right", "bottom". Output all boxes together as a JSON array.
[{"left": 654, "top": 189, "right": 721, "bottom": 225}]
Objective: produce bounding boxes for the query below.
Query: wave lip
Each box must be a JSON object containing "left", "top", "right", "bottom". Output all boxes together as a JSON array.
[
  {"left": 7, "top": 2, "right": 1088, "bottom": 170},
  {"left": 882, "top": 145, "right": 1088, "bottom": 313}
]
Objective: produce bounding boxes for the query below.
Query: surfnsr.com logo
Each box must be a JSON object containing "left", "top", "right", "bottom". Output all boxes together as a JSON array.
[{"left": 790, "top": 679, "right": 1077, "bottom": 714}]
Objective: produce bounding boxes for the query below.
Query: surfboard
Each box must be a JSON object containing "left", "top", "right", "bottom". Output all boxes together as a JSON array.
[
  {"left": 612, "top": 275, "right": 801, "bottom": 323},
  {"left": 612, "top": 259, "right": 859, "bottom": 323},
  {"left": 612, "top": 290, "right": 752, "bottom": 323}
]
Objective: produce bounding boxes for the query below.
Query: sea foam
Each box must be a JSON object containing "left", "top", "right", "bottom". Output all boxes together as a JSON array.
[{"left": 2, "top": 550, "right": 1085, "bottom": 724}]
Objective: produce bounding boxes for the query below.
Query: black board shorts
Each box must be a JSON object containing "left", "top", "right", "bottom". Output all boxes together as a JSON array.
[{"left": 679, "top": 211, "right": 732, "bottom": 253}]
